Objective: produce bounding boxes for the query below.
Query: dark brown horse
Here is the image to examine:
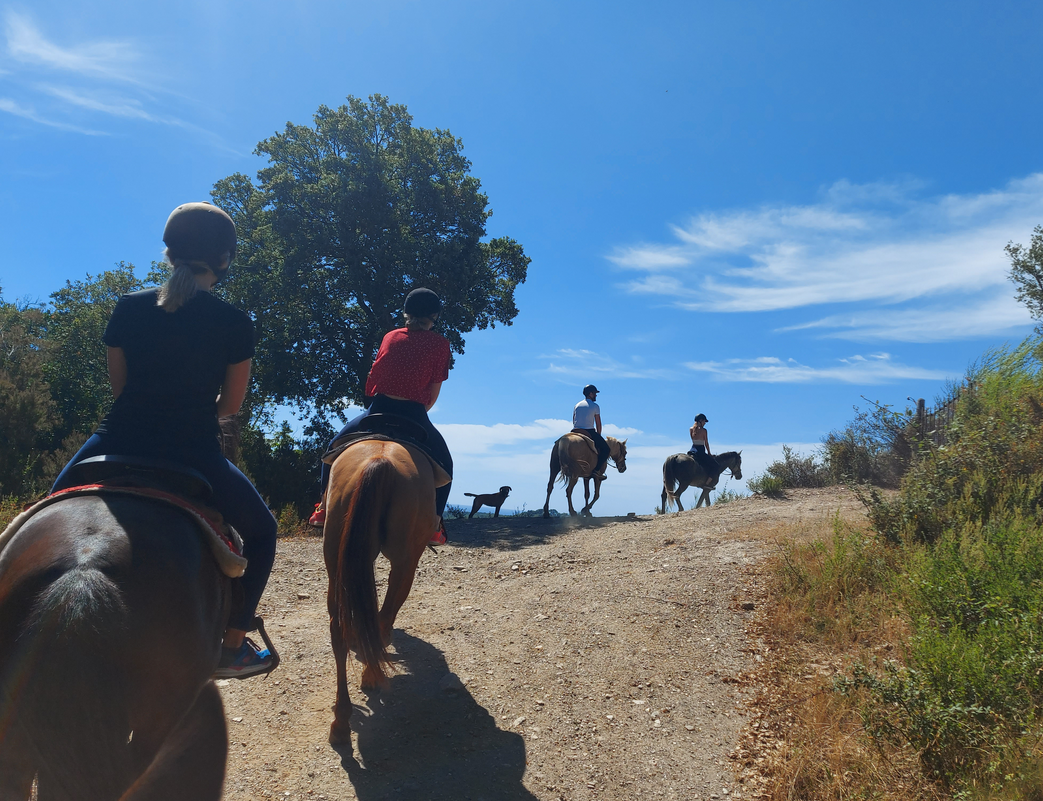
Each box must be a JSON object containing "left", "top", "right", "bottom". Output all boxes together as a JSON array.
[
  {"left": 542, "top": 434, "right": 628, "bottom": 518},
  {"left": 0, "top": 495, "right": 231, "bottom": 801},
  {"left": 661, "top": 450, "right": 743, "bottom": 512},
  {"left": 323, "top": 439, "right": 445, "bottom": 747}
]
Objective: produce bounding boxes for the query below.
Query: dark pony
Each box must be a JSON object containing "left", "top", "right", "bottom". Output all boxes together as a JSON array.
[
  {"left": 661, "top": 450, "right": 743, "bottom": 512},
  {"left": 0, "top": 496, "right": 231, "bottom": 801}
]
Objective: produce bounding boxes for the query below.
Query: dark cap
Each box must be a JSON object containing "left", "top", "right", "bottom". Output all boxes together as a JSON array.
[
  {"left": 583, "top": 384, "right": 599, "bottom": 397},
  {"left": 694, "top": 413, "right": 708, "bottom": 423},
  {"left": 404, "top": 287, "right": 441, "bottom": 318},
  {"left": 163, "top": 202, "right": 237, "bottom": 271}
]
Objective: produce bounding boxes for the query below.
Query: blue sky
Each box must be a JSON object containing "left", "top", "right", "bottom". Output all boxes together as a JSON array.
[{"left": 2, "top": 1, "right": 1041, "bottom": 515}]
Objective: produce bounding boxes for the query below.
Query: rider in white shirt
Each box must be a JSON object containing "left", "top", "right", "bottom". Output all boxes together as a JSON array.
[{"left": 572, "top": 384, "right": 610, "bottom": 477}]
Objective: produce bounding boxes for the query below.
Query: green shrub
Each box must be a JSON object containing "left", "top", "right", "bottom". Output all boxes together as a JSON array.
[
  {"left": 712, "top": 488, "right": 744, "bottom": 506},
  {"left": 748, "top": 473, "right": 786, "bottom": 497}
]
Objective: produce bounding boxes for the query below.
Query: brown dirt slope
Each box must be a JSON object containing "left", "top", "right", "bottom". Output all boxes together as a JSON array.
[{"left": 219, "top": 487, "right": 866, "bottom": 801}]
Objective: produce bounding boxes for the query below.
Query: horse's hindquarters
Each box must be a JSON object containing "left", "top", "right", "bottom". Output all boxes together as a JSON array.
[{"left": 0, "top": 496, "right": 230, "bottom": 800}]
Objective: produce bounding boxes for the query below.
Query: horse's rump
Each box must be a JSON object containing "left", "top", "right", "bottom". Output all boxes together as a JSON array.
[
  {"left": 326, "top": 441, "right": 434, "bottom": 683},
  {"left": 0, "top": 496, "right": 230, "bottom": 800},
  {"left": 556, "top": 434, "right": 597, "bottom": 482}
]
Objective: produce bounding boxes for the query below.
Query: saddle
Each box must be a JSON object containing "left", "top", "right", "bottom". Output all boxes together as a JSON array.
[
  {"left": 0, "top": 456, "right": 247, "bottom": 579},
  {"left": 569, "top": 428, "right": 595, "bottom": 444},
  {"left": 322, "top": 414, "right": 451, "bottom": 488}
]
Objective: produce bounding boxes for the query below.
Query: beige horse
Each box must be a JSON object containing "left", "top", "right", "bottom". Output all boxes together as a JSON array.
[
  {"left": 322, "top": 439, "right": 449, "bottom": 746},
  {"left": 543, "top": 434, "right": 628, "bottom": 518}
]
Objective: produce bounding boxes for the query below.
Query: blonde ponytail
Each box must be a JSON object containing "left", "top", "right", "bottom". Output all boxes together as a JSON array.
[{"left": 157, "top": 258, "right": 210, "bottom": 312}]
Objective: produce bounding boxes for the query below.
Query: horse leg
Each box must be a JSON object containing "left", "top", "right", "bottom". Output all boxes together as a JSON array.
[
  {"left": 584, "top": 477, "right": 601, "bottom": 516},
  {"left": 565, "top": 476, "right": 579, "bottom": 516},
  {"left": 118, "top": 682, "right": 227, "bottom": 801},
  {"left": 543, "top": 445, "right": 560, "bottom": 519},
  {"left": 326, "top": 576, "right": 353, "bottom": 745},
  {"left": 580, "top": 477, "right": 592, "bottom": 515},
  {"left": 375, "top": 549, "right": 423, "bottom": 660},
  {"left": 675, "top": 482, "right": 688, "bottom": 512}
]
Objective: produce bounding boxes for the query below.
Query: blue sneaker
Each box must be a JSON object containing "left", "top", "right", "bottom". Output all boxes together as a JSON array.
[{"left": 215, "top": 637, "right": 273, "bottom": 679}]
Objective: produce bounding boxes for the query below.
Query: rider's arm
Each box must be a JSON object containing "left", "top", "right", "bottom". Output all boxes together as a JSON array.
[
  {"left": 107, "top": 346, "right": 127, "bottom": 399},
  {"left": 705, "top": 433, "right": 712, "bottom": 456},
  {"left": 594, "top": 413, "right": 602, "bottom": 435},
  {"left": 426, "top": 381, "right": 443, "bottom": 412},
  {"left": 217, "top": 358, "right": 252, "bottom": 417}
]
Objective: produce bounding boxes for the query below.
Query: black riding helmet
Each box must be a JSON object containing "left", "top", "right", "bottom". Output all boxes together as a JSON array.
[
  {"left": 694, "top": 413, "right": 708, "bottom": 423},
  {"left": 162, "top": 202, "right": 237, "bottom": 279},
  {"left": 404, "top": 287, "right": 441, "bottom": 318}
]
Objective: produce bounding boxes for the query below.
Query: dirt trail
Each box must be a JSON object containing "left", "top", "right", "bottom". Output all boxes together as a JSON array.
[{"left": 218, "top": 488, "right": 866, "bottom": 801}]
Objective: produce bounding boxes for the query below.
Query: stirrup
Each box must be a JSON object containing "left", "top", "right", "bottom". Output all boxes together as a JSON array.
[{"left": 252, "top": 616, "right": 281, "bottom": 675}]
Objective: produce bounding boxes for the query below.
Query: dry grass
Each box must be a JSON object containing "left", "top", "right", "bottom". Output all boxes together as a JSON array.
[{"left": 732, "top": 512, "right": 945, "bottom": 801}]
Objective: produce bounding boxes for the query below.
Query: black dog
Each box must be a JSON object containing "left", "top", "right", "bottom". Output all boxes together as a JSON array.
[{"left": 464, "top": 486, "right": 512, "bottom": 518}]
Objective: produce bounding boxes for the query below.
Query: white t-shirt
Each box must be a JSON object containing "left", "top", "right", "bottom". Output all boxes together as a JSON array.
[{"left": 573, "top": 399, "right": 600, "bottom": 429}]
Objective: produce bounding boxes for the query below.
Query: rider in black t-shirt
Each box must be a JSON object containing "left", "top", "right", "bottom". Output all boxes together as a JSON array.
[{"left": 52, "top": 202, "right": 277, "bottom": 679}]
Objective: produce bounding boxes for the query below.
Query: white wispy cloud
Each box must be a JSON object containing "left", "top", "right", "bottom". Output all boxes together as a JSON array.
[
  {"left": 782, "top": 293, "right": 1033, "bottom": 342},
  {"left": 40, "top": 85, "right": 158, "bottom": 120},
  {"left": 543, "top": 348, "right": 676, "bottom": 380},
  {"left": 0, "top": 12, "right": 221, "bottom": 144},
  {"left": 5, "top": 11, "right": 142, "bottom": 83},
  {"left": 0, "top": 96, "right": 104, "bottom": 134},
  {"left": 610, "top": 175, "right": 1043, "bottom": 340},
  {"left": 683, "top": 353, "right": 950, "bottom": 384}
]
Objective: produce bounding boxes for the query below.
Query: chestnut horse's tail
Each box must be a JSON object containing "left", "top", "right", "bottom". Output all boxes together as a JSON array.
[
  {"left": 18, "top": 568, "right": 132, "bottom": 798},
  {"left": 662, "top": 456, "right": 680, "bottom": 510},
  {"left": 335, "top": 457, "right": 398, "bottom": 683}
]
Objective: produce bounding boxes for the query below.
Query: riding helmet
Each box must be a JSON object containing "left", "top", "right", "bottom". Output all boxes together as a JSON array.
[
  {"left": 694, "top": 413, "right": 708, "bottom": 423},
  {"left": 583, "top": 384, "right": 599, "bottom": 397},
  {"left": 404, "top": 287, "right": 442, "bottom": 318},
  {"left": 163, "top": 202, "right": 237, "bottom": 275}
]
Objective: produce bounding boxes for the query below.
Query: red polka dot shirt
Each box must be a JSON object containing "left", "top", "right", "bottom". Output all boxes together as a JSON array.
[{"left": 365, "top": 327, "right": 451, "bottom": 407}]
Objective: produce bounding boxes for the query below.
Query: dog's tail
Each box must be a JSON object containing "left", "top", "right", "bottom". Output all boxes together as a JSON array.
[{"left": 463, "top": 493, "right": 477, "bottom": 497}]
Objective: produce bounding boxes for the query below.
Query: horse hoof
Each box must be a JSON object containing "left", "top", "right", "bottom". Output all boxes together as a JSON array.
[{"left": 329, "top": 721, "right": 351, "bottom": 746}]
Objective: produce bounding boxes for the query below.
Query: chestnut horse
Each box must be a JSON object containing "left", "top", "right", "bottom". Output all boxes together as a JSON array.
[
  {"left": 542, "top": 434, "right": 628, "bottom": 518},
  {"left": 661, "top": 450, "right": 743, "bottom": 512},
  {"left": 0, "top": 496, "right": 231, "bottom": 801},
  {"left": 323, "top": 439, "right": 446, "bottom": 747}
]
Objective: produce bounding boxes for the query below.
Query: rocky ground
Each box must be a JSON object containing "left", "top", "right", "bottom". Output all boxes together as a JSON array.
[{"left": 218, "top": 487, "right": 867, "bottom": 801}]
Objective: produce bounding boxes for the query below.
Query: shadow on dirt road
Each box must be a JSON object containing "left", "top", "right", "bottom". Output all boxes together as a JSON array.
[
  {"left": 445, "top": 514, "right": 645, "bottom": 552},
  {"left": 335, "top": 631, "right": 539, "bottom": 801}
]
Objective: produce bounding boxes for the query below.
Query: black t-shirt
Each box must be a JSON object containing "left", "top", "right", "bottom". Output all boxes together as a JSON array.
[{"left": 97, "top": 288, "right": 254, "bottom": 446}]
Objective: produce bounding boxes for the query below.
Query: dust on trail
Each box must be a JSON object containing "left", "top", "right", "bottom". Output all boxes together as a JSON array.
[{"left": 218, "top": 488, "right": 865, "bottom": 801}]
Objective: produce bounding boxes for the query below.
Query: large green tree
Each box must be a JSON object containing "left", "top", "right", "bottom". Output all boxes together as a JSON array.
[
  {"left": 44, "top": 263, "right": 144, "bottom": 440},
  {"left": 1007, "top": 224, "right": 1043, "bottom": 326},
  {"left": 212, "top": 94, "right": 529, "bottom": 422},
  {"left": 0, "top": 293, "right": 58, "bottom": 496}
]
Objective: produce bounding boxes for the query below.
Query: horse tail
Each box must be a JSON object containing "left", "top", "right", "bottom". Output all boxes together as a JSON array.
[
  {"left": 663, "top": 457, "right": 679, "bottom": 510},
  {"left": 558, "top": 439, "right": 585, "bottom": 483},
  {"left": 19, "top": 568, "right": 132, "bottom": 798},
  {"left": 336, "top": 458, "right": 397, "bottom": 683}
]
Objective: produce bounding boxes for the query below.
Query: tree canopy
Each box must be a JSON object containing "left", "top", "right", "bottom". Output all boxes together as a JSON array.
[
  {"left": 1007, "top": 224, "right": 1043, "bottom": 326},
  {"left": 212, "top": 94, "right": 529, "bottom": 422}
]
